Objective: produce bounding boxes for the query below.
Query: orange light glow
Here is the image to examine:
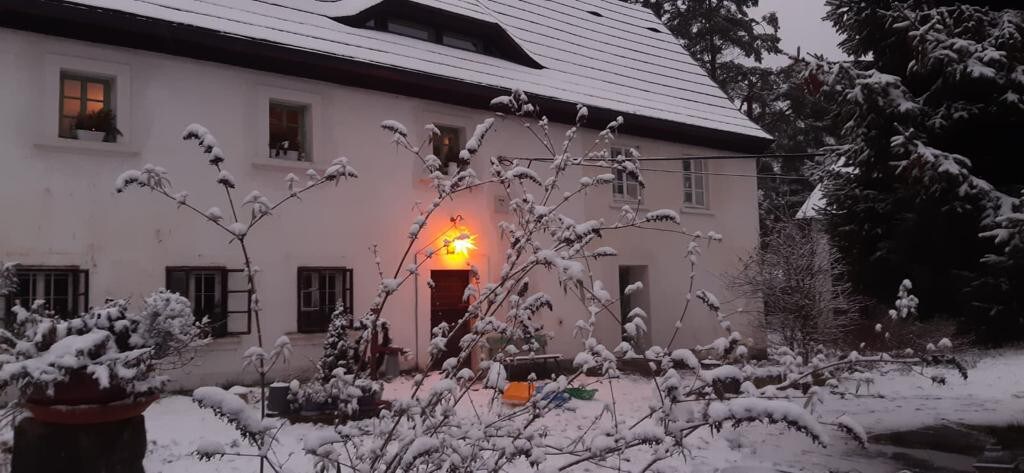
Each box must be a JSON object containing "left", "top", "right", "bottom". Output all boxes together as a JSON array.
[{"left": 444, "top": 231, "right": 477, "bottom": 257}]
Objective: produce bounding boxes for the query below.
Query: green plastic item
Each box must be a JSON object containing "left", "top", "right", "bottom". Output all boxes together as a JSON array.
[{"left": 566, "top": 387, "right": 597, "bottom": 400}]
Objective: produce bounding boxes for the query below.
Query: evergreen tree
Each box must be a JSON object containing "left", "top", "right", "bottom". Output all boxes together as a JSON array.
[
  {"left": 631, "top": 0, "right": 825, "bottom": 231},
  {"left": 815, "top": 1, "right": 1024, "bottom": 343},
  {"left": 750, "top": 59, "right": 836, "bottom": 231},
  {"left": 633, "top": 0, "right": 782, "bottom": 84}
]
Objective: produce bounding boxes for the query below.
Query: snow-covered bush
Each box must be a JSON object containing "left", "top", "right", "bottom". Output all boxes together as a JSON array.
[
  {"left": 0, "top": 290, "right": 205, "bottom": 397},
  {"left": 0, "top": 261, "right": 16, "bottom": 298},
  {"left": 728, "top": 218, "right": 864, "bottom": 359}
]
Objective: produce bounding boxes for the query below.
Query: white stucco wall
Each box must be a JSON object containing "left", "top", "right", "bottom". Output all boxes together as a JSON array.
[{"left": 0, "top": 28, "right": 762, "bottom": 389}]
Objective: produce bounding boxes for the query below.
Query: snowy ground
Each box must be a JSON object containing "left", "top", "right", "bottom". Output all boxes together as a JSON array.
[{"left": 118, "top": 350, "right": 1024, "bottom": 472}]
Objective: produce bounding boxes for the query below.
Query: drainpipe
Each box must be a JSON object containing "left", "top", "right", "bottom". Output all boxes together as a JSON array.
[{"left": 413, "top": 253, "right": 420, "bottom": 369}]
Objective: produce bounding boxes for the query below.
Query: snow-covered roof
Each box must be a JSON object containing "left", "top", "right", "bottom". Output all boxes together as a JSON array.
[
  {"left": 796, "top": 185, "right": 824, "bottom": 219},
  {"left": 33, "top": 0, "right": 771, "bottom": 142}
]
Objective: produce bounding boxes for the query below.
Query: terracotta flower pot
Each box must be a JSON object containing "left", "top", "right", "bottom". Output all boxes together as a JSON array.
[
  {"left": 23, "top": 369, "right": 158, "bottom": 424},
  {"left": 26, "top": 369, "right": 129, "bottom": 406},
  {"left": 25, "top": 395, "right": 159, "bottom": 425}
]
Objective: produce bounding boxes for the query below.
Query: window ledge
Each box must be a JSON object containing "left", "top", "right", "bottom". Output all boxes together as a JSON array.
[
  {"left": 252, "top": 157, "right": 324, "bottom": 172},
  {"left": 200, "top": 335, "right": 246, "bottom": 352},
  {"left": 680, "top": 206, "right": 714, "bottom": 216},
  {"left": 609, "top": 200, "right": 649, "bottom": 212},
  {"left": 285, "top": 332, "right": 327, "bottom": 346},
  {"left": 35, "top": 138, "right": 140, "bottom": 157}
]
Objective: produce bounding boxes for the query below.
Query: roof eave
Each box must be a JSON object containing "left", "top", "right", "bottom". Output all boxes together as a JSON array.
[{"left": 0, "top": 0, "right": 773, "bottom": 153}]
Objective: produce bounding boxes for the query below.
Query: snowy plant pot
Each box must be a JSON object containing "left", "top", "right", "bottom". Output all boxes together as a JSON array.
[
  {"left": 23, "top": 369, "right": 159, "bottom": 424},
  {"left": 271, "top": 149, "right": 302, "bottom": 161},
  {"left": 76, "top": 129, "right": 107, "bottom": 142},
  {"left": 299, "top": 396, "right": 335, "bottom": 415}
]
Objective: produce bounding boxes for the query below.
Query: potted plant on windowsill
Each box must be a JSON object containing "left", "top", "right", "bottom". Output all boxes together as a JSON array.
[
  {"left": 269, "top": 133, "right": 306, "bottom": 162},
  {"left": 0, "top": 290, "right": 207, "bottom": 424},
  {"left": 74, "top": 108, "right": 122, "bottom": 143}
]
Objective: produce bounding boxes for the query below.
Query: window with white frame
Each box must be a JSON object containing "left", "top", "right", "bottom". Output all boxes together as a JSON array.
[
  {"left": 5, "top": 267, "right": 89, "bottom": 318},
  {"left": 268, "top": 101, "right": 310, "bottom": 161},
  {"left": 611, "top": 147, "right": 641, "bottom": 202},
  {"left": 59, "top": 71, "right": 119, "bottom": 142},
  {"left": 682, "top": 159, "right": 708, "bottom": 208},
  {"left": 297, "top": 267, "right": 353, "bottom": 333}
]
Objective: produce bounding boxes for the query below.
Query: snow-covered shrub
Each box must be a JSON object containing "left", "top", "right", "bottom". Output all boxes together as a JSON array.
[
  {"left": 0, "top": 290, "right": 205, "bottom": 398},
  {"left": 0, "top": 261, "right": 16, "bottom": 298},
  {"left": 728, "top": 218, "right": 864, "bottom": 359}
]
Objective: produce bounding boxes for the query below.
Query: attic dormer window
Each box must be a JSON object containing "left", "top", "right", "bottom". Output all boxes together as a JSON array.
[
  {"left": 369, "top": 16, "right": 487, "bottom": 54},
  {"left": 336, "top": 2, "right": 543, "bottom": 68}
]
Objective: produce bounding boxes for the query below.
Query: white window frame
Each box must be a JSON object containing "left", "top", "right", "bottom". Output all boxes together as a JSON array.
[
  {"left": 255, "top": 86, "right": 322, "bottom": 169},
  {"left": 39, "top": 54, "right": 133, "bottom": 154},
  {"left": 682, "top": 159, "right": 709, "bottom": 209},
  {"left": 611, "top": 146, "right": 641, "bottom": 203}
]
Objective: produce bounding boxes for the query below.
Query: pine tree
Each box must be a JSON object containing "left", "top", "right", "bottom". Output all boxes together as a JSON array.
[
  {"left": 316, "top": 304, "right": 366, "bottom": 383},
  {"left": 631, "top": 0, "right": 826, "bottom": 231},
  {"left": 815, "top": 1, "right": 1024, "bottom": 343},
  {"left": 750, "top": 59, "right": 836, "bottom": 231},
  {"left": 633, "top": 0, "right": 782, "bottom": 84}
]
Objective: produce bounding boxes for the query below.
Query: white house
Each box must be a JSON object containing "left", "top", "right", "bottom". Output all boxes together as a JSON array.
[{"left": 0, "top": 0, "right": 771, "bottom": 388}]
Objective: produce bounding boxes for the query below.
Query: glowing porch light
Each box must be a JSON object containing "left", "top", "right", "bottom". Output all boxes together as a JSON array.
[{"left": 446, "top": 231, "right": 477, "bottom": 256}]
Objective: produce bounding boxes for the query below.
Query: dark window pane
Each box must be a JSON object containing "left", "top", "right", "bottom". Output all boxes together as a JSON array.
[
  {"left": 387, "top": 19, "right": 432, "bottom": 41},
  {"left": 167, "top": 271, "right": 188, "bottom": 296},
  {"left": 442, "top": 32, "right": 482, "bottom": 52}
]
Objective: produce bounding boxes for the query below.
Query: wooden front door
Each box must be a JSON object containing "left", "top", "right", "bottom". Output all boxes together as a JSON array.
[{"left": 430, "top": 269, "right": 471, "bottom": 364}]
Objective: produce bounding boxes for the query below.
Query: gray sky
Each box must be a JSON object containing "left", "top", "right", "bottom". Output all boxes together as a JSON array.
[{"left": 749, "top": 0, "right": 847, "bottom": 66}]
